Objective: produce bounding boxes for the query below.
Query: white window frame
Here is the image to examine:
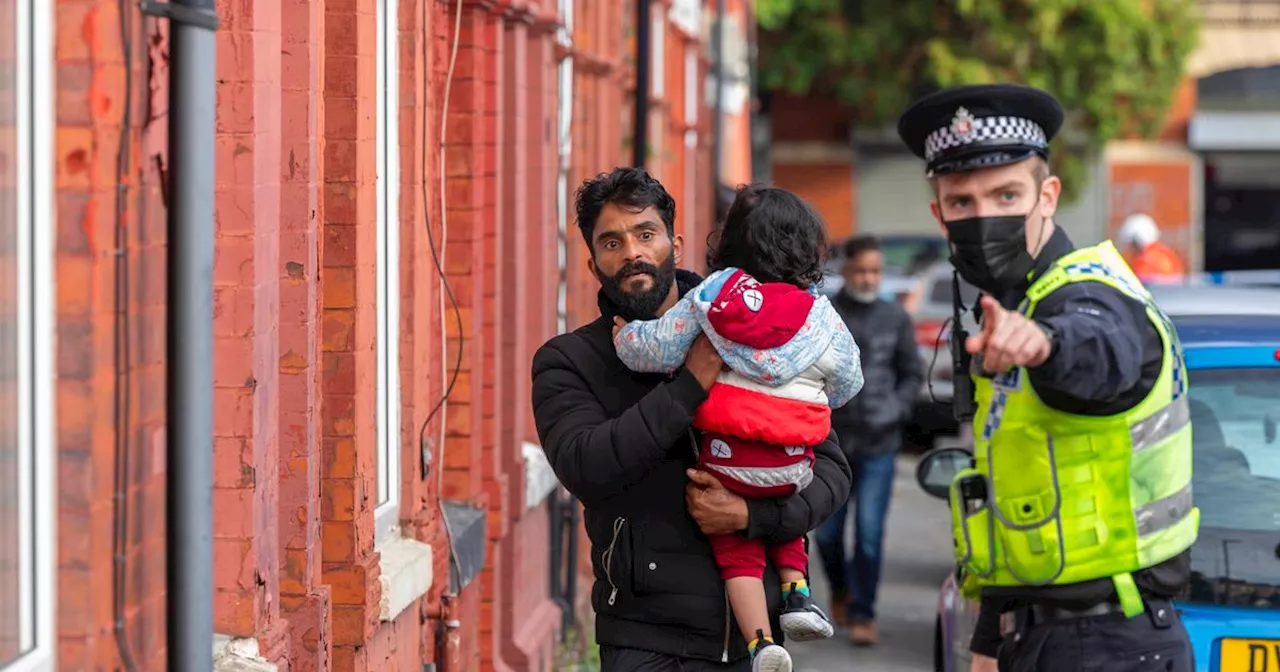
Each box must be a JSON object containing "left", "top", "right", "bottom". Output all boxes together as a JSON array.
[
  {"left": 8, "top": 0, "right": 55, "bottom": 669},
  {"left": 683, "top": 49, "right": 698, "bottom": 148},
  {"left": 374, "top": 0, "right": 402, "bottom": 546},
  {"left": 555, "top": 0, "right": 572, "bottom": 335},
  {"left": 683, "top": 49, "right": 698, "bottom": 250}
]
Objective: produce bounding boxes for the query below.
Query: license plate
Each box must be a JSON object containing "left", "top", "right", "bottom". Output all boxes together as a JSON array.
[{"left": 1220, "top": 638, "right": 1280, "bottom": 672}]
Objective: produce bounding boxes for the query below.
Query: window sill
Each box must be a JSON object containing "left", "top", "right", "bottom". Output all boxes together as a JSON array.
[
  {"left": 5, "top": 652, "right": 54, "bottom": 672},
  {"left": 377, "top": 536, "right": 434, "bottom": 622},
  {"left": 213, "top": 635, "right": 278, "bottom": 672},
  {"left": 522, "top": 441, "right": 560, "bottom": 511}
]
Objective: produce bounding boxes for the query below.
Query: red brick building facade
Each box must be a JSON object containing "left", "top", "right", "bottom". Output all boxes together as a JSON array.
[{"left": 2, "top": 0, "right": 749, "bottom": 670}]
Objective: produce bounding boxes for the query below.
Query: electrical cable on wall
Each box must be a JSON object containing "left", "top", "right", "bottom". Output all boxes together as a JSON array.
[
  {"left": 112, "top": 1, "right": 141, "bottom": 670},
  {"left": 415, "top": 0, "right": 466, "bottom": 588}
]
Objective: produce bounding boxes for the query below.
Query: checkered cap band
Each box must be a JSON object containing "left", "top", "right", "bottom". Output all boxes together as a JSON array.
[{"left": 924, "top": 115, "right": 1048, "bottom": 162}]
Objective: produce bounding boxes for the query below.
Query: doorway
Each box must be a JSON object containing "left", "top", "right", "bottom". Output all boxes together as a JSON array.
[{"left": 1202, "top": 152, "right": 1280, "bottom": 272}]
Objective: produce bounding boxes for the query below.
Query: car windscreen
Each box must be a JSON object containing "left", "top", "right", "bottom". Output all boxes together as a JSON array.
[
  {"left": 881, "top": 239, "right": 946, "bottom": 275},
  {"left": 1183, "top": 366, "right": 1280, "bottom": 609}
]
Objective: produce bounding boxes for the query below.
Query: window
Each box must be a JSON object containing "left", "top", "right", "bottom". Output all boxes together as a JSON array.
[
  {"left": 374, "top": 0, "right": 402, "bottom": 545},
  {"left": 650, "top": 4, "right": 664, "bottom": 99},
  {"left": 1183, "top": 366, "right": 1280, "bottom": 609},
  {"left": 0, "top": 0, "right": 54, "bottom": 668}
]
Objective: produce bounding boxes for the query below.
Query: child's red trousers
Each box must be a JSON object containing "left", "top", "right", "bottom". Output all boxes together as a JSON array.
[{"left": 697, "top": 431, "right": 815, "bottom": 580}]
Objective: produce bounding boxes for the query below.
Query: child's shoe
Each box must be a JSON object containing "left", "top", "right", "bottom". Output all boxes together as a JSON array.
[
  {"left": 749, "top": 630, "right": 793, "bottom": 672},
  {"left": 779, "top": 581, "right": 834, "bottom": 641}
]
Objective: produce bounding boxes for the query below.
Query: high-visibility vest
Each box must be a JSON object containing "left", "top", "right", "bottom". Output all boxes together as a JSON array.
[{"left": 949, "top": 241, "right": 1198, "bottom": 618}]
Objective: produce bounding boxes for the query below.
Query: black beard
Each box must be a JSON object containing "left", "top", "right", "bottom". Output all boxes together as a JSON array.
[{"left": 597, "top": 255, "right": 677, "bottom": 321}]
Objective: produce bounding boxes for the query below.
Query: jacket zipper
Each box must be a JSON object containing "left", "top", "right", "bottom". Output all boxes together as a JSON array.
[
  {"left": 721, "top": 590, "right": 731, "bottom": 662},
  {"left": 601, "top": 511, "right": 729, "bottom": 660},
  {"left": 602, "top": 517, "right": 626, "bottom": 606}
]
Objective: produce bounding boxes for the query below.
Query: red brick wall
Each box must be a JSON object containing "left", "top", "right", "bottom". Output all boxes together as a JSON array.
[
  {"left": 564, "top": 0, "right": 632, "bottom": 332},
  {"left": 773, "top": 163, "right": 856, "bottom": 239},
  {"left": 210, "top": 0, "right": 289, "bottom": 659},
  {"left": 54, "top": 0, "right": 169, "bottom": 668},
  {"left": 277, "top": 0, "right": 332, "bottom": 664},
  {"left": 315, "top": 0, "right": 383, "bottom": 663},
  {"left": 46, "top": 0, "right": 738, "bottom": 669},
  {"left": 769, "top": 92, "right": 859, "bottom": 236},
  {"left": 432, "top": 2, "right": 569, "bottom": 669}
]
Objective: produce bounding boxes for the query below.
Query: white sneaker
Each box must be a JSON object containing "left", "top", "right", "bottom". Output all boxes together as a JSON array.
[
  {"left": 780, "top": 601, "right": 835, "bottom": 642},
  {"left": 751, "top": 641, "right": 793, "bottom": 672}
]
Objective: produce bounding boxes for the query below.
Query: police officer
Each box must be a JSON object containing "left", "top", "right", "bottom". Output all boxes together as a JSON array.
[{"left": 896, "top": 84, "right": 1197, "bottom": 671}]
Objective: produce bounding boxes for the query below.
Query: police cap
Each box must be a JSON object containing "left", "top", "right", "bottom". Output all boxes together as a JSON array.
[{"left": 896, "top": 84, "right": 1064, "bottom": 177}]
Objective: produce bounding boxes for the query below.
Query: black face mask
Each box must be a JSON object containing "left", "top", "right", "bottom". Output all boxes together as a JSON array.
[{"left": 944, "top": 211, "right": 1040, "bottom": 296}]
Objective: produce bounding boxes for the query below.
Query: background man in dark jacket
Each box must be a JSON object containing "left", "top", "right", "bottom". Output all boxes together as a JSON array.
[
  {"left": 531, "top": 167, "right": 852, "bottom": 672},
  {"left": 814, "top": 234, "right": 924, "bottom": 646}
]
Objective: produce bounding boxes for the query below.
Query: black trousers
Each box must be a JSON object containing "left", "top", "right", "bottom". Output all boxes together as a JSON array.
[
  {"left": 998, "top": 599, "right": 1194, "bottom": 672},
  {"left": 600, "top": 646, "right": 750, "bottom": 672}
]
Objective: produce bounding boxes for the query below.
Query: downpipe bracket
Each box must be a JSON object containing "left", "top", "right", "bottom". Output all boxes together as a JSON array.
[{"left": 139, "top": 0, "right": 221, "bottom": 30}]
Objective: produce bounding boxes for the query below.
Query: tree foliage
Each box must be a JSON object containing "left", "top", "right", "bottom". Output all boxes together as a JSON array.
[{"left": 755, "top": 0, "right": 1200, "bottom": 201}]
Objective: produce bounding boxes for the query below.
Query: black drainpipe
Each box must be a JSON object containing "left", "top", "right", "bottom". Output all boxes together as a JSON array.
[
  {"left": 548, "top": 493, "right": 567, "bottom": 635},
  {"left": 147, "top": 0, "right": 220, "bottom": 668},
  {"left": 633, "top": 0, "right": 651, "bottom": 168},
  {"left": 711, "top": 0, "right": 725, "bottom": 204},
  {"left": 548, "top": 489, "right": 581, "bottom": 640},
  {"left": 564, "top": 499, "right": 579, "bottom": 628}
]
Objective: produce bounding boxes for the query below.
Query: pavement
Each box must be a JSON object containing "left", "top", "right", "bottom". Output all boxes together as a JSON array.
[{"left": 788, "top": 453, "right": 955, "bottom": 672}]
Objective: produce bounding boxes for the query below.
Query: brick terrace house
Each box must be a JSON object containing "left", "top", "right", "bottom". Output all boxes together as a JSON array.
[{"left": 2, "top": 0, "right": 752, "bottom": 670}]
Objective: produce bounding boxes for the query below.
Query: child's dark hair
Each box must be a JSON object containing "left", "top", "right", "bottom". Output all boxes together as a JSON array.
[{"left": 706, "top": 184, "right": 828, "bottom": 288}]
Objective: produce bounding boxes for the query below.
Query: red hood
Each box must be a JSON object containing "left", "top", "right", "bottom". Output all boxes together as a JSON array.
[{"left": 705, "top": 270, "right": 815, "bottom": 350}]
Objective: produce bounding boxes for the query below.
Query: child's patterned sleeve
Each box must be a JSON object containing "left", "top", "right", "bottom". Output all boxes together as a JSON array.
[
  {"left": 613, "top": 292, "right": 705, "bottom": 373},
  {"left": 823, "top": 318, "right": 864, "bottom": 408}
]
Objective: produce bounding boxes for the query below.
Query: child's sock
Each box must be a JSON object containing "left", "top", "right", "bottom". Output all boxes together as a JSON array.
[
  {"left": 748, "top": 631, "right": 775, "bottom": 657},
  {"left": 782, "top": 579, "right": 810, "bottom": 599}
]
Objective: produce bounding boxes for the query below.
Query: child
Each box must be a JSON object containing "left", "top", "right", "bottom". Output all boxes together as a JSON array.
[{"left": 613, "top": 185, "right": 863, "bottom": 672}]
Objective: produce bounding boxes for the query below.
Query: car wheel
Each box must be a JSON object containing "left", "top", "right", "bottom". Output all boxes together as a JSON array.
[{"left": 933, "top": 616, "right": 944, "bottom": 672}]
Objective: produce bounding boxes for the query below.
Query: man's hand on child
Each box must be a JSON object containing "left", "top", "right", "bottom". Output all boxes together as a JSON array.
[
  {"left": 612, "top": 316, "right": 627, "bottom": 340},
  {"left": 685, "top": 334, "right": 726, "bottom": 391},
  {"left": 686, "top": 469, "right": 749, "bottom": 535}
]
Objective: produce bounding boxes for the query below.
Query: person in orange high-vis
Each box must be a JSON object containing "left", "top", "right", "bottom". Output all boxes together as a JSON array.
[{"left": 1117, "top": 213, "right": 1186, "bottom": 284}]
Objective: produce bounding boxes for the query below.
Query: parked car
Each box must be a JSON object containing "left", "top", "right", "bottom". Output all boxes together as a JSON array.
[
  {"left": 917, "top": 284, "right": 1280, "bottom": 672},
  {"left": 1144, "top": 270, "right": 1280, "bottom": 290},
  {"left": 821, "top": 234, "right": 948, "bottom": 303}
]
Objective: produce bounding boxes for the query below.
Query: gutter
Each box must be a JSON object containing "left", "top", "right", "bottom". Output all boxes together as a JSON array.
[
  {"left": 633, "top": 0, "right": 651, "bottom": 167},
  {"left": 144, "top": 0, "right": 220, "bottom": 668}
]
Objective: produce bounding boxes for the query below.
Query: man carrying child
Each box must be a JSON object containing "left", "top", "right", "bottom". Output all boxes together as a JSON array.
[{"left": 532, "top": 168, "right": 854, "bottom": 672}]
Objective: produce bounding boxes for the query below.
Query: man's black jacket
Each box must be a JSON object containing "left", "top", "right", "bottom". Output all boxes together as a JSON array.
[
  {"left": 830, "top": 293, "right": 923, "bottom": 455},
  {"left": 531, "top": 270, "right": 853, "bottom": 662}
]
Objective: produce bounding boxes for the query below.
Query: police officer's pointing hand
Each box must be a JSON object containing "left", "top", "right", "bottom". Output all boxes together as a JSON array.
[{"left": 967, "top": 295, "right": 1052, "bottom": 373}]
